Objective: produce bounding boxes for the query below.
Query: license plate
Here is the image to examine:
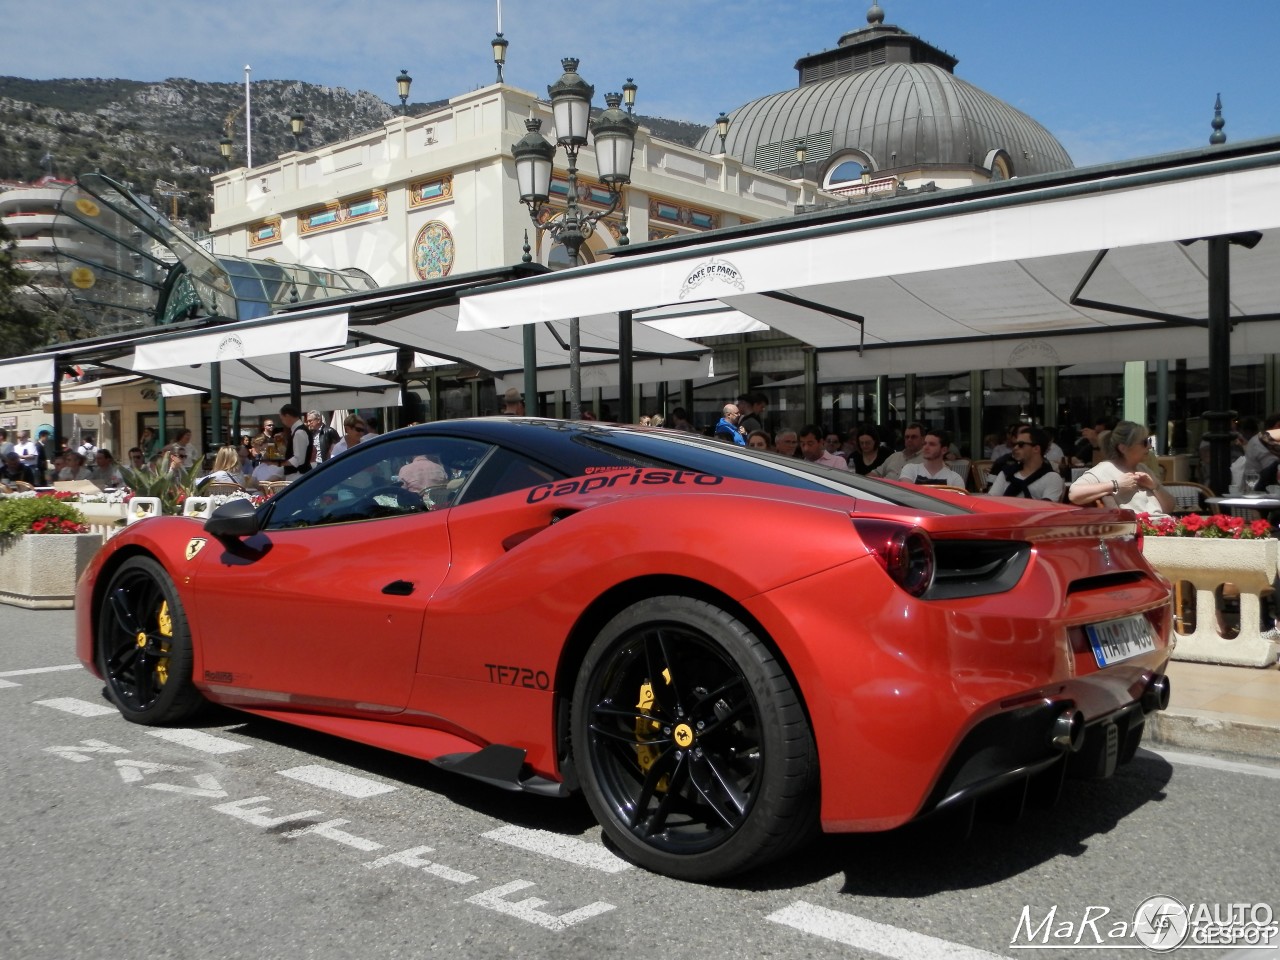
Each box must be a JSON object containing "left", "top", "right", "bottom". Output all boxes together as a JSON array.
[{"left": 1086, "top": 614, "right": 1157, "bottom": 667}]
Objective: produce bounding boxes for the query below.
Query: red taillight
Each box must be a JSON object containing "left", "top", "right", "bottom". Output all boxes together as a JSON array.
[{"left": 851, "top": 518, "right": 936, "bottom": 596}]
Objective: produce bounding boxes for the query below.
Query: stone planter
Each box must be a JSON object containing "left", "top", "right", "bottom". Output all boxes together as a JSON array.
[
  {"left": 77, "top": 502, "right": 128, "bottom": 540},
  {"left": 0, "top": 533, "right": 101, "bottom": 609},
  {"left": 1141, "top": 537, "right": 1280, "bottom": 667}
]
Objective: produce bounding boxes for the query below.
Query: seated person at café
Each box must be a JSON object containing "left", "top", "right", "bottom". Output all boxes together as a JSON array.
[
  {"left": 899, "top": 429, "right": 967, "bottom": 487},
  {"left": 89, "top": 448, "right": 125, "bottom": 487},
  {"left": 988, "top": 425, "right": 1065, "bottom": 501},
  {"left": 198, "top": 446, "right": 246, "bottom": 490},
  {"left": 1, "top": 451, "right": 36, "bottom": 486},
  {"left": 58, "top": 451, "right": 93, "bottom": 481},
  {"left": 1069, "top": 420, "right": 1175, "bottom": 516}
]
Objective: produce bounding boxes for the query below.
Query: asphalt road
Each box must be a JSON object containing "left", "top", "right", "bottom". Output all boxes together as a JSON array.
[{"left": 2, "top": 607, "right": 1277, "bottom": 960}]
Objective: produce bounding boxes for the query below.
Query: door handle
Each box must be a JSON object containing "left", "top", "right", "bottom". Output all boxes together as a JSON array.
[{"left": 381, "top": 580, "right": 415, "bottom": 596}]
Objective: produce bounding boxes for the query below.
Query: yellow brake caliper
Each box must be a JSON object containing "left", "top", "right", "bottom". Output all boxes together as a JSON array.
[
  {"left": 154, "top": 600, "right": 173, "bottom": 685},
  {"left": 634, "top": 668, "right": 672, "bottom": 791}
]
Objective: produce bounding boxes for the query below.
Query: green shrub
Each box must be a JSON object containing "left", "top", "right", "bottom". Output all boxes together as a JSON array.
[{"left": 0, "top": 496, "right": 88, "bottom": 540}]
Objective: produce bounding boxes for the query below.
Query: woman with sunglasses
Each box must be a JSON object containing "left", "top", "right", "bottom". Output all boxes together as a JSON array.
[
  {"left": 329, "top": 414, "right": 374, "bottom": 458},
  {"left": 1068, "top": 420, "right": 1175, "bottom": 515}
]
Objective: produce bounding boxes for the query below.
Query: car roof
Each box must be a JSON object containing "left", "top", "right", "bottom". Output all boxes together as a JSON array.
[{"left": 377, "top": 418, "right": 974, "bottom": 515}]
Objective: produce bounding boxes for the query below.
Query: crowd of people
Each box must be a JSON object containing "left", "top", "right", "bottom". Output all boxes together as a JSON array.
[
  {"left": 0, "top": 405, "right": 381, "bottom": 494},
  {"left": 8, "top": 394, "right": 1279, "bottom": 520},
  {"left": 678, "top": 396, "right": 1239, "bottom": 518}
]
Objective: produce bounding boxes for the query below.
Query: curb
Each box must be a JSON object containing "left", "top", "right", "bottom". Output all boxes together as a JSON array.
[{"left": 1147, "top": 708, "right": 1280, "bottom": 763}]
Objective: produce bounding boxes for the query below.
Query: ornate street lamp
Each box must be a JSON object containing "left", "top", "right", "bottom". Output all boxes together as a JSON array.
[
  {"left": 396, "top": 68, "right": 413, "bottom": 116},
  {"left": 512, "top": 58, "right": 638, "bottom": 419},
  {"left": 492, "top": 33, "right": 509, "bottom": 83},
  {"left": 715, "top": 112, "right": 730, "bottom": 153},
  {"left": 289, "top": 110, "right": 306, "bottom": 151},
  {"left": 794, "top": 142, "right": 807, "bottom": 180},
  {"left": 219, "top": 133, "right": 233, "bottom": 167}
]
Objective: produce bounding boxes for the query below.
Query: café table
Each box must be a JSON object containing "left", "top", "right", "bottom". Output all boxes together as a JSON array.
[{"left": 1206, "top": 495, "right": 1280, "bottom": 518}]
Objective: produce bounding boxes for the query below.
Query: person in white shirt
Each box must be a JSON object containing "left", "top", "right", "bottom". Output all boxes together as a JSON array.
[
  {"left": 900, "top": 429, "right": 967, "bottom": 487},
  {"left": 58, "top": 451, "right": 93, "bottom": 481},
  {"left": 329, "top": 414, "right": 376, "bottom": 458},
  {"left": 14, "top": 431, "right": 40, "bottom": 474}
]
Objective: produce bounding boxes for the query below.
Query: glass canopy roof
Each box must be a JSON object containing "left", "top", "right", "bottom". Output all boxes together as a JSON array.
[{"left": 50, "top": 173, "right": 375, "bottom": 336}]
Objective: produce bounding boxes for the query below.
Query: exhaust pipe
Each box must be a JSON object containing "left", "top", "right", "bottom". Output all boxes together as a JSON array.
[
  {"left": 1050, "top": 709, "right": 1085, "bottom": 753},
  {"left": 1142, "top": 675, "right": 1171, "bottom": 713}
]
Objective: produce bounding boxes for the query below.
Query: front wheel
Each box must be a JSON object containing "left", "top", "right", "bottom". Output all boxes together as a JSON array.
[
  {"left": 571, "top": 596, "right": 818, "bottom": 881},
  {"left": 97, "top": 556, "right": 204, "bottom": 725}
]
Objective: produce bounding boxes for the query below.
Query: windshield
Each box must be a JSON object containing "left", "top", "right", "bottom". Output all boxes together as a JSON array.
[{"left": 574, "top": 428, "right": 973, "bottom": 515}]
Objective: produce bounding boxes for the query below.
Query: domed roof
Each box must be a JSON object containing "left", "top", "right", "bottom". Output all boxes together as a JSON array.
[{"left": 697, "top": 8, "right": 1072, "bottom": 180}]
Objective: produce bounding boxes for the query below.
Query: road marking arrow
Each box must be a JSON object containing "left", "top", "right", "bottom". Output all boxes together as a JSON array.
[{"left": 45, "top": 739, "right": 130, "bottom": 763}]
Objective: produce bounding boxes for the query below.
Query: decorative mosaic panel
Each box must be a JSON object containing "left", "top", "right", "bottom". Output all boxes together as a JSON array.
[
  {"left": 413, "top": 220, "right": 455, "bottom": 280},
  {"left": 299, "top": 190, "right": 387, "bottom": 235},
  {"left": 548, "top": 175, "right": 618, "bottom": 209},
  {"left": 247, "top": 217, "right": 281, "bottom": 248},
  {"left": 408, "top": 175, "right": 453, "bottom": 208},
  {"left": 648, "top": 197, "right": 719, "bottom": 231}
]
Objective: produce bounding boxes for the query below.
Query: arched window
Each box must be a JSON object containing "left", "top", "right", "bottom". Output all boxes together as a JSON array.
[
  {"left": 822, "top": 151, "right": 875, "bottom": 190},
  {"left": 827, "top": 160, "right": 865, "bottom": 184},
  {"left": 983, "top": 149, "right": 1013, "bottom": 181}
]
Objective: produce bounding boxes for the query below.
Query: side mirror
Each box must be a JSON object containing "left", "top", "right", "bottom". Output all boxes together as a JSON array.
[{"left": 204, "top": 497, "right": 260, "bottom": 539}]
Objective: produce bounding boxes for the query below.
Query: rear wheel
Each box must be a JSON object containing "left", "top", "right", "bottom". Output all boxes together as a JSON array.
[
  {"left": 97, "top": 556, "right": 204, "bottom": 725},
  {"left": 571, "top": 596, "right": 818, "bottom": 881}
]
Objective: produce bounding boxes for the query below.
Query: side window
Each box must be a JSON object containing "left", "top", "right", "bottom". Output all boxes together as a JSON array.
[
  {"left": 264, "top": 436, "right": 492, "bottom": 529},
  {"left": 456, "top": 447, "right": 565, "bottom": 505}
]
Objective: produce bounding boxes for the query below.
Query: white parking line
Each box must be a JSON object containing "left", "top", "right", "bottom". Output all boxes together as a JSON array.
[
  {"left": 767, "top": 901, "right": 1006, "bottom": 960},
  {"left": 276, "top": 765, "right": 397, "bottom": 798},
  {"left": 482, "top": 825, "right": 632, "bottom": 874},
  {"left": 1140, "top": 747, "right": 1280, "bottom": 780},
  {"left": 147, "top": 728, "right": 252, "bottom": 754},
  {"left": 0, "top": 664, "right": 83, "bottom": 677},
  {"left": 34, "top": 697, "right": 118, "bottom": 717}
]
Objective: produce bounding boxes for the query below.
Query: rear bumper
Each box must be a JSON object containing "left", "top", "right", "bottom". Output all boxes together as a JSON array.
[
  {"left": 922, "top": 671, "right": 1170, "bottom": 816},
  {"left": 742, "top": 554, "right": 1173, "bottom": 832}
]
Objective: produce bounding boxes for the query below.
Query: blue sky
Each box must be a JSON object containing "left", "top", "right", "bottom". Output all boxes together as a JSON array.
[{"left": 5, "top": 0, "right": 1277, "bottom": 166}]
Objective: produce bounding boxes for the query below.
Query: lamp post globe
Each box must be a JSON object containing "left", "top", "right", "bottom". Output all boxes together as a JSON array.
[
  {"left": 548, "top": 58, "right": 592, "bottom": 146},
  {"left": 513, "top": 118, "right": 555, "bottom": 205},
  {"left": 715, "top": 112, "right": 731, "bottom": 153},
  {"left": 492, "top": 33, "right": 509, "bottom": 83},
  {"left": 396, "top": 68, "right": 413, "bottom": 116},
  {"left": 592, "top": 93, "right": 638, "bottom": 186}
]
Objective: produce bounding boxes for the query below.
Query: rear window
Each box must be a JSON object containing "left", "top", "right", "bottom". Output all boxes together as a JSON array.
[{"left": 575, "top": 430, "right": 972, "bottom": 515}]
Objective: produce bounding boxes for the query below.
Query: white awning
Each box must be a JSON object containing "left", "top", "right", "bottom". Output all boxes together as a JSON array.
[
  {"left": 38, "top": 374, "right": 141, "bottom": 412},
  {"left": 132, "top": 310, "right": 348, "bottom": 371},
  {"left": 0, "top": 356, "right": 56, "bottom": 389},
  {"left": 316, "top": 344, "right": 451, "bottom": 375},
  {"left": 346, "top": 301, "right": 708, "bottom": 382},
  {"left": 456, "top": 145, "right": 1280, "bottom": 374},
  {"left": 105, "top": 349, "right": 400, "bottom": 411}
]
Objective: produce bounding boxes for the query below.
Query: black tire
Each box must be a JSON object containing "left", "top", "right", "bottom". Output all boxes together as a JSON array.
[
  {"left": 571, "top": 596, "right": 818, "bottom": 881},
  {"left": 97, "top": 556, "right": 204, "bottom": 725}
]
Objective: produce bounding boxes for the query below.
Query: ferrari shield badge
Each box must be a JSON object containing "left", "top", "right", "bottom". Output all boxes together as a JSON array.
[{"left": 185, "top": 538, "right": 207, "bottom": 561}]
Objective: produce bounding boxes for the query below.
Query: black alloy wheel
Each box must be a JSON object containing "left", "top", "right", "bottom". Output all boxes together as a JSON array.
[
  {"left": 572, "top": 596, "right": 818, "bottom": 881},
  {"left": 98, "top": 556, "right": 204, "bottom": 725}
]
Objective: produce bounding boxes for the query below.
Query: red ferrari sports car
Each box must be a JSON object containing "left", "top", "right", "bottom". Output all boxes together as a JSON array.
[{"left": 76, "top": 418, "right": 1173, "bottom": 881}]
